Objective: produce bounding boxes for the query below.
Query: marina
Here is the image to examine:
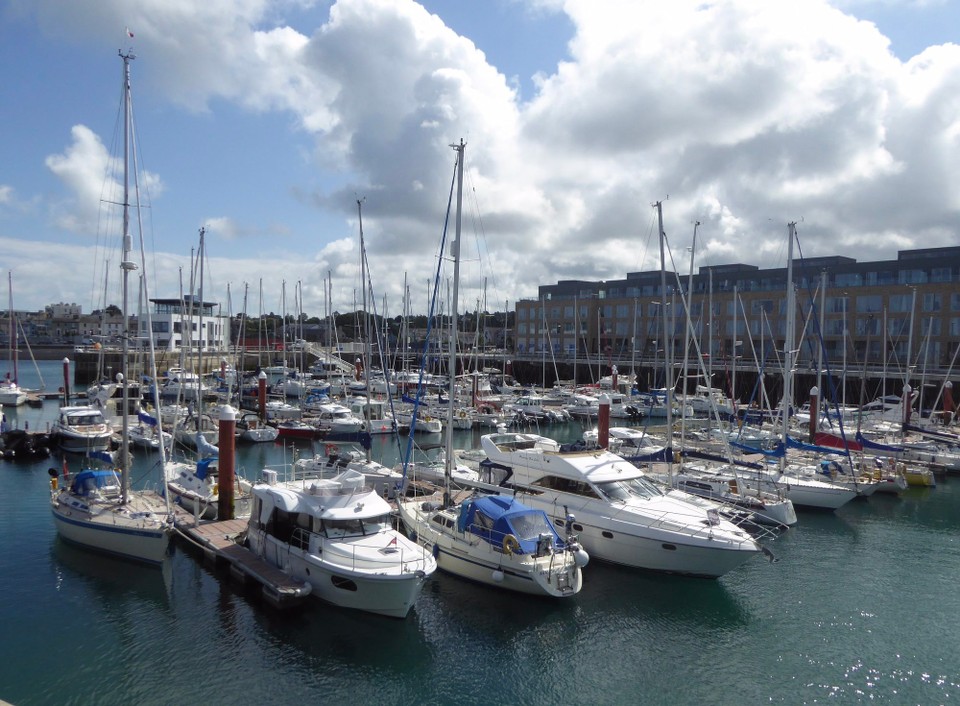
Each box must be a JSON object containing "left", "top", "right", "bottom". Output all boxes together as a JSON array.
[{"left": 1, "top": 361, "right": 959, "bottom": 704}]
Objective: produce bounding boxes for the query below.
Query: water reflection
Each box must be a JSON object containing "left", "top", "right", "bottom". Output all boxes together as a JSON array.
[{"left": 50, "top": 538, "right": 173, "bottom": 610}]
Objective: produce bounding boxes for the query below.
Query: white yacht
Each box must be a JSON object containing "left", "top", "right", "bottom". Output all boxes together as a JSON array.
[
  {"left": 312, "top": 402, "right": 365, "bottom": 435},
  {"left": 52, "top": 405, "right": 115, "bottom": 453},
  {"left": 0, "top": 379, "right": 28, "bottom": 407},
  {"left": 246, "top": 469, "right": 436, "bottom": 618},
  {"left": 478, "top": 431, "right": 763, "bottom": 578}
]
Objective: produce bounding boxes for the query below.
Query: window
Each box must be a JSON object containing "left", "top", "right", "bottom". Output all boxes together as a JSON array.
[
  {"left": 952, "top": 293, "right": 960, "bottom": 312},
  {"left": 823, "top": 319, "right": 845, "bottom": 335},
  {"left": 931, "top": 267, "right": 952, "bottom": 283},
  {"left": 889, "top": 294, "right": 913, "bottom": 313},
  {"left": 886, "top": 317, "right": 908, "bottom": 336},
  {"left": 898, "top": 269, "right": 927, "bottom": 284},
  {"left": 532, "top": 475, "right": 601, "bottom": 498},
  {"left": 835, "top": 273, "right": 862, "bottom": 287},
  {"left": 751, "top": 300, "right": 774, "bottom": 315},
  {"left": 856, "top": 295, "right": 882, "bottom": 313},
  {"left": 825, "top": 296, "right": 847, "bottom": 314},
  {"left": 922, "top": 293, "right": 941, "bottom": 312},
  {"left": 856, "top": 317, "right": 881, "bottom": 336},
  {"left": 922, "top": 317, "right": 941, "bottom": 336}
]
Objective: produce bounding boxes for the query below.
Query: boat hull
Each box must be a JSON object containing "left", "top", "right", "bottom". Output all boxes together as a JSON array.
[
  {"left": 248, "top": 532, "right": 431, "bottom": 618},
  {"left": 51, "top": 495, "right": 170, "bottom": 564}
]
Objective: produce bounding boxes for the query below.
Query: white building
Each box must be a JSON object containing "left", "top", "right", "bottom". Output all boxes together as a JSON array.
[
  {"left": 48, "top": 302, "right": 83, "bottom": 318},
  {"left": 137, "top": 295, "right": 230, "bottom": 352}
]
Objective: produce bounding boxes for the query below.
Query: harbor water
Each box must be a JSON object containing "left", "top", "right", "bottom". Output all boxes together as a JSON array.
[{"left": 1, "top": 362, "right": 958, "bottom": 705}]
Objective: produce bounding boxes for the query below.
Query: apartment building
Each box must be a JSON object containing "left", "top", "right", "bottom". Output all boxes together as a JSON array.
[{"left": 515, "top": 246, "right": 960, "bottom": 371}]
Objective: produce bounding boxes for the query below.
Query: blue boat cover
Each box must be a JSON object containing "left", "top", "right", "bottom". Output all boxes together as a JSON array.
[
  {"left": 86, "top": 450, "right": 115, "bottom": 465},
  {"left": 729, "top": 440, "right": 785, "bottom": 457},
  {"left": 456, "top": 495, "right": 563, "bottom": 554},
  {"left": 854, "top": 432, "right": 904, "bottom": 453},
  {"left": 194, "top": 457, "right": 218, "bottom": 480},
  {"left": 138, "top": 411, "right": 158, "bottom": 427},
  {"left": 69, "top": 469, "right": 120, "bottom": 496}
]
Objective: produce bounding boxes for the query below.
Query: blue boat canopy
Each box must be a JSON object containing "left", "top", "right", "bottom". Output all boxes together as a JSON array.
[
  {"left": 456, "top": 495, "right": 563, "bottom": 554},
  {"left": 70, "top": 469, "right": 120, "bottom": 497},
  {"left": 195, "top": 457, "right": 218, "bottom": 480}
]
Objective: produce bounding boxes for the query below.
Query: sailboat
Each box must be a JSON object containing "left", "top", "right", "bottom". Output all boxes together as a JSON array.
[
  {"left": 397, "top": 141, "right": 589, "bottom": 597},
  {"left": 49, "top": 49, "right": 173, "bottom": 564},
  {"left": 735, "top": 223, "right": 858, "bottom": 511},
  {"left": 0, "top": 272, "right": 28, "bottom": 407}
]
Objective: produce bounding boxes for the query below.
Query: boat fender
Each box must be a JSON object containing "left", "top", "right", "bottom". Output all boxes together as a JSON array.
[
  {"left": 572, "top": 546, "right": 590, "bottom": 568},
  {"left": 432, "top": 543, "right": 440, "bottom": 559},
  {"left": 502, "top": 533, "right": 520, "bottom": 555},
  {"left": 491, "top": 569, "right": 505, "bottom": 583}
]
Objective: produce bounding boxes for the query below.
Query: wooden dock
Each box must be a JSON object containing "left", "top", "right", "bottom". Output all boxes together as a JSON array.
[{"left": 173, "top": 509, "right": 312, "bottom": 609}]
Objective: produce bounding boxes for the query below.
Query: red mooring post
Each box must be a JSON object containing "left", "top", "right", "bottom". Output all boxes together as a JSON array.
[
  {"left": 808, "top": 385, "right": 819, "bottom": 442},
  {"left": 217, "top": 405, "right": 236, "bottom": 521},
  {"left": 598, "top": 393, "right": 611, "bottom": 449},
  {"left": 62, "top": 357, "right": 71, "bottom": 406},
  {"left": 258, "top": 371, "right": 267, "bottom": 421}
]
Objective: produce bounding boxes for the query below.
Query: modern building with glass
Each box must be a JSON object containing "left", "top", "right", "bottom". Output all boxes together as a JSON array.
[{"left": 514, "top": 246, "right": 960, "bottom": 374}]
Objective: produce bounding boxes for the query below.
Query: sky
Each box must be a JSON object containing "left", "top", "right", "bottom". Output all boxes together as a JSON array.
[{"left": 1, "top": 0, "right": 959, "bottom": 319}]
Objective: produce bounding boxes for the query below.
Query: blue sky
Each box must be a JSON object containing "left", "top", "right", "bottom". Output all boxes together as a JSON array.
[{"left": 1, "top": 0, "right": 958, "bottom": 317}]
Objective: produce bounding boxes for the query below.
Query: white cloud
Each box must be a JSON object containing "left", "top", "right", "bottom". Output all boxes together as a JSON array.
[{"left": 7, "top": 0, "right": 960, "bottom": 316}]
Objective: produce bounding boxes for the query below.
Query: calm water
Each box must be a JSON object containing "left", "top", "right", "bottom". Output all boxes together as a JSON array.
[{"left": 1, "top": 362, "right": 959, "bottom": 705}]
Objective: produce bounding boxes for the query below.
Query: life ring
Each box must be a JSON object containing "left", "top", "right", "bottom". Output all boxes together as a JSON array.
[
  {"left": 502, "top": 534, "right": 521, "bottom": 556},
  {"left": 458, "top": 410, "right": 467, "bottom": 419}
]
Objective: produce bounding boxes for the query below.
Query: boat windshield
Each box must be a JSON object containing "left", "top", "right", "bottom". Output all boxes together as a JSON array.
[
  {"left": 595, "top": 476, "right": 664, "bottom": 502},
  {"left": 509, "top": 512, "right": 556, "bottom": 542},
  {"left": 323, "top": 515, "right": 389, "bottom": 538},
  {"left": 68, "top": 413, "right": 104, "bottom": 426}
]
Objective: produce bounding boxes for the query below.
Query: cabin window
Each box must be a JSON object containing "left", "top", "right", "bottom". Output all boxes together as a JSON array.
[
  {"left": 472, "top": 511, "right": 495, "bottom": 532},
  {"left": 595, "top": 476, "right": 664, "bottom": 501},
  {"left": 323, "top": 519, "right": 366, "bottom": 538},
  {"left": 270, "top": 509, "right": 296, "bottom": 543},
  {"left": 532, "top": 475, "right": 601, "bottom": 499}
]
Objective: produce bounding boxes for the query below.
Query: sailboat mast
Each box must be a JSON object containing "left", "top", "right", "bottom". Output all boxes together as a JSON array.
[
  {"left": 8, "top": 272, "right": 17, "bottom": 385},
  {"left": 444, "top": 139, "right": 465, "bottom": 506},
  {"left": 358, "top": 198, "right": 374, "bottom": 461},
  {"left": 656, "top": 201, "right": 673, "bottom": 452},
  {"left": 781, "top": 222, "right": 798, "bottom": 474},
  {"left": 119, "top": 49, "right": 137, "bottom": 505}
]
